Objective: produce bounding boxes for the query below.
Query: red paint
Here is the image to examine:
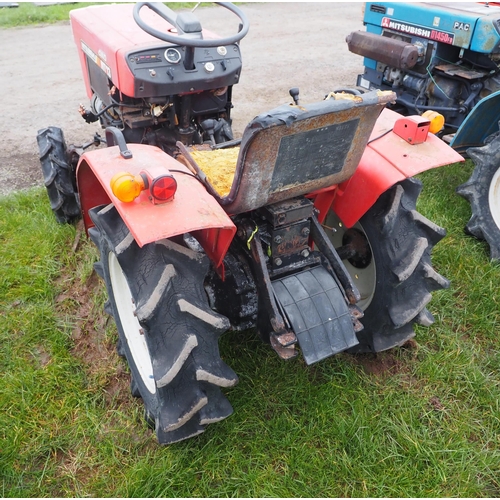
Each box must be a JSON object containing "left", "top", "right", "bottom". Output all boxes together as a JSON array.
[
  {"left": 331, "top": 108, "right": 464, "bottom": 228},
  {"left": 70, "top": 4, "right": 220, "bottom": 98},
  {"left": 76, "top": 144, "right": 236, "bottom": 269}
]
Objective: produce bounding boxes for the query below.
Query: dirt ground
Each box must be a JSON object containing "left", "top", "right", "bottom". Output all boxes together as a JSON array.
[{"left": 0, "top": 2, "right": 363, "bottom": 197}]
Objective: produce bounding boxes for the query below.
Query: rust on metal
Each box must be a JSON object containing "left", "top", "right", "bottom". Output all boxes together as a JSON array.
[
  {"left": 176, "top": 91, "right": 395, "bottom": 219},
  {"left": 435, "top": 63, "right": 486, "bottom": 80},
  {"left": 219, "top": 90, "right": 395, "bottom": 216},
  {"left": 270, "top": 335, "right": 298, "bottom": 360},
  {"left": 274, "top": 331, "right": 297, "bottom": 348},
  {"left": 346, "top": 31, "right": 419, "bottom": 70}
]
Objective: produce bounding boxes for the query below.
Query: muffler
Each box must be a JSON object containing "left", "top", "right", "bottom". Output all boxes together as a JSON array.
[{"left": 346, "top": 31, "right": 419, "bottom": 70}]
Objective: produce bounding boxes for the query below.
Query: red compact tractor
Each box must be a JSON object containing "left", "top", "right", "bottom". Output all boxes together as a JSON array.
[{"left": 37, "top": 3, "right": 462, "bottom": 444}]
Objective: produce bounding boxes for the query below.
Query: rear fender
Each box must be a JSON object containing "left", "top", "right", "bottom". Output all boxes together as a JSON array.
[
  {"left": 451, "top": 90, "right": 500, "bottom": 153},
  {"left": 332, "top": 108, "right": 464, "bottom": 228},
  {"left": 77, "top": 144, "right": 236, "bottom": 269}
]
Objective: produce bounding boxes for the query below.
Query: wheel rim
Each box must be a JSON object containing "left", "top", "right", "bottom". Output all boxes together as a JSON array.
[
  {"left": 108, "top": 252, "right": 156, "bottom": 394},
  {"left": 488, "top": 167, "right": 500, "bottom": 229},
  {"left": 324, "top": 212, "right": 376, "bottom": 310}
]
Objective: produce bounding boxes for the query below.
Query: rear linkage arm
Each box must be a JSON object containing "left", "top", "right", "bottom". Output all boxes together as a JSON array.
[{"left": 238, "top": 218, "right": 299, "bottom": 360}]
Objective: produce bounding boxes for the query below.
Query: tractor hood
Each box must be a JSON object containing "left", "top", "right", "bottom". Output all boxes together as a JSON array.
[
  {"left": 364, "top": 2, "right": 500, "bottom": 52},
  {"left": 70, "top": 4, "right": 243, "bottom": 98}
]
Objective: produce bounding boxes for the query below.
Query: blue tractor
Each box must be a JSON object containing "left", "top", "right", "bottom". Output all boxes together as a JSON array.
[{"left": 346, "top": 2, "right": 500, "bottom": 259}]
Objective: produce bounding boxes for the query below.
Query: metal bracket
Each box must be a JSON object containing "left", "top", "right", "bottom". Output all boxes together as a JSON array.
[
  {"left": 239, "top": 219, "right": 298, "bottom": 360},
  {"left": 105, "top": 126, "right": 133, "bottom": 159},
  {"left": 309, "top": 215, "right": 361, "bottom": 305}
]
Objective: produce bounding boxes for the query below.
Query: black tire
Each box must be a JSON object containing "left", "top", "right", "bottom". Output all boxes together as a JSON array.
[
  {"left": 89, "top": 204, "right": 237, "bottom": 444},
  {"left": 456, "top": 133, "right": 500, "bottom": 260},
  {"left": 36, "top": 126, "right": 81, "bottom": 224},
  {"left": 325, "top": 178, "right": 450, "bottom": 353}
]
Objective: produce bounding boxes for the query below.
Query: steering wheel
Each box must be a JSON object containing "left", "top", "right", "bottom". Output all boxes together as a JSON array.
[{"left": 133, "top": 2, "right": 249, "bottom": 48}]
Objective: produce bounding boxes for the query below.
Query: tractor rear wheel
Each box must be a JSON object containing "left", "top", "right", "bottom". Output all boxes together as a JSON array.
[
  {"left": 36, "top": 126, "right": 81, "bottom": 224},
  {"left": 325, "top": 178, "right": 449, "bottom": 353},
  {"left": 89, "top": 204, "right": 237, "bottom": 444},
  {"left": 456, "top": 132, "right": 500, "bottom": 260}
]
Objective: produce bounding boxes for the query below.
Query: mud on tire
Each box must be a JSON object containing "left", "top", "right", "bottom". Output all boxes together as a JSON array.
[
  {"left": 456, "top": 132, "right": 500, "bottom": 260},
  {"left": 326, "top": 178, "right": 449, "bottom": 353},
  {"left": 36, "top": 126, "right": 81, "bottom": 224},
  {"left": 89, "top": 204, "right": 237, "bottom": 444}
]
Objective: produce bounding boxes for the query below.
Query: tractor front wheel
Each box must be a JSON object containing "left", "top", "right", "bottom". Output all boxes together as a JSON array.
[
  {"left": 456, "top": 132, "right": 500, "bottom": 260},
  {"left": 89, "top": 204, "right": 237, "bottom": 444},
  {"left": 36, "top": 126, "right": 81, "bottom": 224},
  {"left": 325, "top": 178, "right": 449, "bottom": 353}
]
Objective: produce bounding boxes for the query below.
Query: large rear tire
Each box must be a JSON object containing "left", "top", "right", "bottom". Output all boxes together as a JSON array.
[
  {"left": 456, "top": 133, "right": 500, "bottom": 260},
  {"left": 89, "top": 204, "right": 237, "bottom": 444},
  {"left": 36, "top": 126, "right": 81, "bottom": 224},
  {"left": 325, "top": 178, "right": 449, "bottom": 353}
]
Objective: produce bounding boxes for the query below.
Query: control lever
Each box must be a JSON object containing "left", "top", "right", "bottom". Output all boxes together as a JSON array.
[
  {"left": 289, "top": 87, "right": 300, "bottom": 106},
  {"left": 200, "top": 119, "right": 217, "bottom": 146}
]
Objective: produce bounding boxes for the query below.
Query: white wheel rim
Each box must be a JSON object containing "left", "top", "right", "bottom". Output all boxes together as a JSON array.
[
  {"left": 108, "top": 252, "right": 156, "bottom": 394},
  {"left": 324, "top": 213, "right": 376, "bottom": 310},
  {"left": 488, "top": 167, "right": 500, "bottom": 229}
]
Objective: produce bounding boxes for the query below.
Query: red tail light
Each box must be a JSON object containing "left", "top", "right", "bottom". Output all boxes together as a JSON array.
[{"left": 150, "top": 175, "right": 177, "bottom": 202}]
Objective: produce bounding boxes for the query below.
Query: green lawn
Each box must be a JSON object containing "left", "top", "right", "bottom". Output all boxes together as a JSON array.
[
  {"left": 1, "top": 4, "right": 499, "bottom": 497},
  {"left": 0, "top": 2, "right": 95, "bottom": 27},
  {"left": 0, "top": 2, "right": 196, "bottom": 28},
  {"left": 1, "top": 160, "right": 499, "bottom": 497}
]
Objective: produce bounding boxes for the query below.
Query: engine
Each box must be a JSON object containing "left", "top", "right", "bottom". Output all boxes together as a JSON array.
[
  {"left": 71, "top": 3, "right": 243, "bottom": 154},
  {"left": 347, "top": 2, "right": 500, "bottom": 134}
]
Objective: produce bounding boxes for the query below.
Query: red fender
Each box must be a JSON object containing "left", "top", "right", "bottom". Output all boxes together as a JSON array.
[
  {"left": 331, "top": 108, "right": 464, "bottom": 228},
  {"left": 76, "top": 144, "right": 236, "bottom": 269}
]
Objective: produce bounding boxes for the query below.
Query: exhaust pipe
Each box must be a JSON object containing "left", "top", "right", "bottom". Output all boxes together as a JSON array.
[{"left": 346, "top": 31, "right": 419, "bottom": 70}]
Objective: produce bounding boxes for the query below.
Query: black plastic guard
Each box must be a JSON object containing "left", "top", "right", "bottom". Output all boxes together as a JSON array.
[{"left": 272, "top": 266, "right": 359, "bottom": 365}]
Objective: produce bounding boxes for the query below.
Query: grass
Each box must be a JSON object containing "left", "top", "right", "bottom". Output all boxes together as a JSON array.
[
  {"left": 1, "top": 160, "right": 499, "bottom": 497},
  {"left": 0, "top": 2, "right": 199, "bottom": 28},
  {"left": 0, "top": 2, "right": 96, "bottom": 27},
  {"left": 4, "top": 2, "right": 498, "bottom": 497}
]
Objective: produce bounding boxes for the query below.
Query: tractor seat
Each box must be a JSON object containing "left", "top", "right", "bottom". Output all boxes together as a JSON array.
[
  {"left": 182, "top": 145, "right": 240, "bottom": 198},
  {"left": 178, "top": 90, "right": 395, "bottom": 216}
]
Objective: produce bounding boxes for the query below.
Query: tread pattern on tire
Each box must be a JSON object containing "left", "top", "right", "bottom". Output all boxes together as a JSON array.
[
  {"left": 36, "top": 126, "right": 81, "bottom": 224},
  {"left": 456, "top": 133, "right": 500, "bottom": 260},
  {"left": 344, "top": 178, "right": 449, "bottom": 353},
  {"left": 90, "top": 204, "right": 237, "bottom": 444}
]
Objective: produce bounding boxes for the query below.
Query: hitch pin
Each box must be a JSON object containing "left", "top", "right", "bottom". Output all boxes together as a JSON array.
[{"left": 321, "top": 223, "right": 337, "bottom": 233}]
